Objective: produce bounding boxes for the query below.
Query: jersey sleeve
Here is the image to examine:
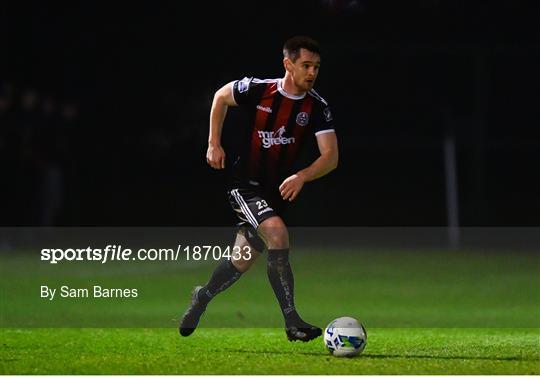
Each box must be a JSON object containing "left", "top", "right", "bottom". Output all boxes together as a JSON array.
[
  {"left": 232, "top": 77, "right": 256, "bottom": 106},
  {"left": 311, "top": 103, "right": 335, "bottom": 136}
]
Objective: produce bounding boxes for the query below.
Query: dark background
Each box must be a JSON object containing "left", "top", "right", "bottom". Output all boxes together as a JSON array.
[{"left": 1, "top": 0, "right": 539, "bottom": 226}]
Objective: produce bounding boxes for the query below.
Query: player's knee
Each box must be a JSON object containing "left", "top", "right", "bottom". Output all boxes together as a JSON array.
[
  {"left": 232, "top": 229, "right": 261, "bottom": 272},
  {"left": 259, "top": 217, "right": 289, "bottom": 249},
  {"left": 267, "top": 234, "right": 289, "bottom": 249},
  {"left": 231, "top": 256, "right": 256, "bottom": 273}
]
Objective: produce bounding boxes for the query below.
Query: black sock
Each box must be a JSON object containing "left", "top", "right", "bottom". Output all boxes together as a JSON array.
[
  {"left": 267, "top": 249, "right": 302, "bottom": 326},
  {"left": 198, "top": 259, "right": 242, "bottom": 306}
]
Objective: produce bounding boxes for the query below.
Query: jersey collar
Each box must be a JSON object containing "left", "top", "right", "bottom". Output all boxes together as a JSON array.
[{"left": 277, "top": 79, "right": 306, "bottom": 100}]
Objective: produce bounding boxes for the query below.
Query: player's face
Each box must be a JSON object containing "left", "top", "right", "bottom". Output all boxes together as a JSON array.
[{"left": 290, "top": 48, "right": 320, "bottom": 92}]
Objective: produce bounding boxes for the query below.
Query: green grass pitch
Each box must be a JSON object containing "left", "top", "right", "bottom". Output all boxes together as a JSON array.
[
  {"left": 1, "top": 247, "right": 539, "bottom": 374},
  {"left": 2, "top": 328, "right": 538, "bottom": 374}
]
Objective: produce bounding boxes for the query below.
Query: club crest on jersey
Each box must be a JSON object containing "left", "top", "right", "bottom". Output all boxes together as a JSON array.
[
  {"left": 257, "top": 126, "right": 295, "bottom": 149},
  {"left": 296, "top": 112, "right": 309, "bottom": 126}
]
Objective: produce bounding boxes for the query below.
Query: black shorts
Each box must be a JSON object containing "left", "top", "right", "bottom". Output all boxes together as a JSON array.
[{"left": 227, "top": 183, "right": 285, "bottom": 230}]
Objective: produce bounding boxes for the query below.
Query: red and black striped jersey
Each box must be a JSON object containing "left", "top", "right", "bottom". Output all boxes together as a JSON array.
[{"left": 229, "top": 77, "right": 335, "bottom": 189}]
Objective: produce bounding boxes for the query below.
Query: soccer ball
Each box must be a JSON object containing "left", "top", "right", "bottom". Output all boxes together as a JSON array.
[{"left": 323, "top": 316, "right": 367, "bottom": 357}]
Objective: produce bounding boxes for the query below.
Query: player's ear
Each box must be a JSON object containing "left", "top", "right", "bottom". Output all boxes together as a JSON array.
[{"left": 283, "top": 58, "right": 293, "bottom": 73}]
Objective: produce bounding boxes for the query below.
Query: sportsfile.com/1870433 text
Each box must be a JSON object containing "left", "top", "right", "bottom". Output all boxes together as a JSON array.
[{"left": 40, "top": 245, "right": 253, "bottom": 264}]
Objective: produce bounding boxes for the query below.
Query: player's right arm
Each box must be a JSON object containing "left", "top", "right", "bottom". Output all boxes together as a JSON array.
[{"left": 207, "top": 82, "right": 238, "bottom": 169}]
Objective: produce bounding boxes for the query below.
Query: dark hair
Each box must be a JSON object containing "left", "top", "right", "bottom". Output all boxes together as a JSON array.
[{"left": 283, "top": 36, "right": 321, "bottom": 62}]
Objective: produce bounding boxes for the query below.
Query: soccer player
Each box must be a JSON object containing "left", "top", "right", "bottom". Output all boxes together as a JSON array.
[{"left": 179, "top": 36, "right": 338, "bottom": 342}]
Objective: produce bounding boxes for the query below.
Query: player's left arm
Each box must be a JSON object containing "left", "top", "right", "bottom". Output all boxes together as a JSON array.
[{"left": 279, "top": 131, "right": 339, "bottom": 201}]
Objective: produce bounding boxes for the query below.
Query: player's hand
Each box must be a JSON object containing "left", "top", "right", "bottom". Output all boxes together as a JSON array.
[
  {"left": 279, "top": 174, "right": 305, "bottom": 201},
  {"left": 206, "top": 143, "right": 226, "bottom": 169}
]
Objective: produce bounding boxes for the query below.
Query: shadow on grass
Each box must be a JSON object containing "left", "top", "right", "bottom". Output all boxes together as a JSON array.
[
  {"left": 221, "top": 349, "right": 538, "bottom": 362},
  {"left": 219, "top": 349, "right": 325, "bottom": 357},
  {"left": 365, "top": 353, "right": 538, "bottom": 362}
]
